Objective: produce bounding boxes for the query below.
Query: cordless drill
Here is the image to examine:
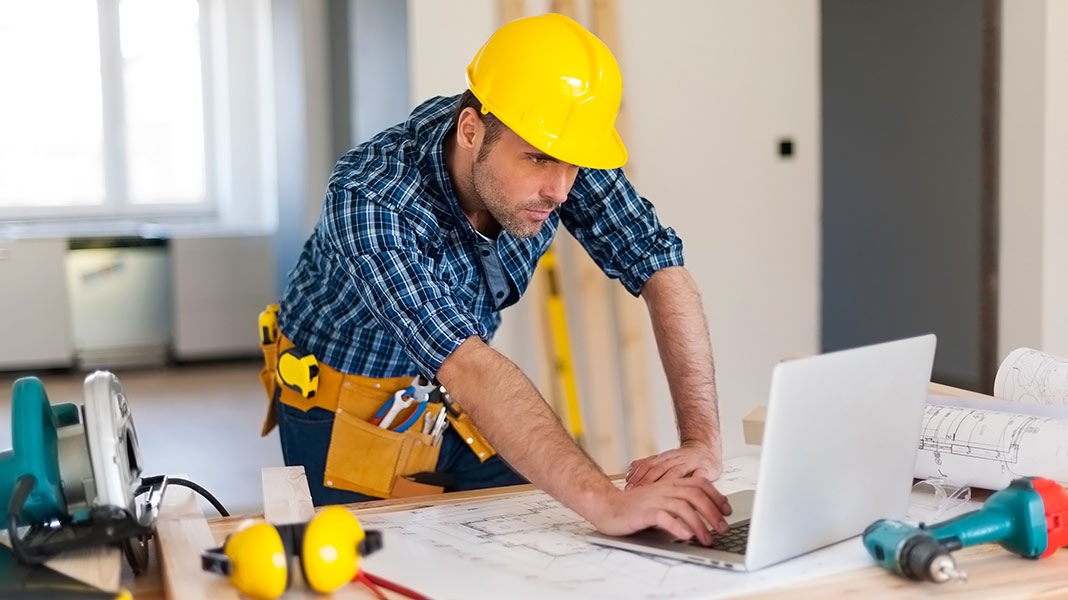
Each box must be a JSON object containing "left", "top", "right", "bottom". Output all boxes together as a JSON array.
[{"left": 863, "top": 477, "right": 1068, "bottom": 582}]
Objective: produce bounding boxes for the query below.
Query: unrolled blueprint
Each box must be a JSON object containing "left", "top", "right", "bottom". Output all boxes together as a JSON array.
[
  {"left": 357, "top": 456, "right": 894, "bottom": 600},
  {"left": 914, "top": 348, "right": 1068, "bottom": 489},
  {"left": 994, "top": 347, "right": 1068, "bottom": 407}
]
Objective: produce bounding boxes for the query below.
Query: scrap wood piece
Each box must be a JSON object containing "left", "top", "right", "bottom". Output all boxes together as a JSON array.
[
  {"left": 156, "top": 475, "right": 239, "bottom": 599},
  {"left": 261, "top": 466, "right": 324, "bottom": 599},
  {"left": 0, "top": 535, "right": 121, "bottom": 593},
  {"left": 262, "top": 465, "right": 316, "bottom": 524}
]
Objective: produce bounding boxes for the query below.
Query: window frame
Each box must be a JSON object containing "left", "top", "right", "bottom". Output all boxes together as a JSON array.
[{"left": 0, "top": 0, "right": 218, "bottom": 222}]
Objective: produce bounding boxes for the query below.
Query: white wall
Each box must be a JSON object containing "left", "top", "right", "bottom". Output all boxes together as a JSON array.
[
  {"left": 1041, "top": 0, "right": 1068, "bottom": 357},
  {"left": 1000, "top": 0, "right": 1068, "bottom": 359},
  {"left": 406, "top": 0, "right": 820, "bottom": 461}
]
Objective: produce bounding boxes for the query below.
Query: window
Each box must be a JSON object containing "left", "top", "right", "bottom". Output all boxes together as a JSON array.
[{"left": 0, "top": 0, "right": 212, "bottom": 218}]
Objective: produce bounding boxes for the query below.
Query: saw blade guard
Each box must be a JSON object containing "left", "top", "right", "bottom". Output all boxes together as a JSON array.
[{"left": 83, "top": 371, "right": 145, "bottom": 516}]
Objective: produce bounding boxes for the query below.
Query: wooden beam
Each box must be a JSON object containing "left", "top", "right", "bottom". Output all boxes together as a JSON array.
[
  {"left": 260, "top": 466, "right": 324, "bottom": 599},
  {"left": 591, "top": 0, "right": 656, "bottom": 460},
  {"left": 550, "top": 0, "right": 579, "bottom": 17},
  {"left": 546, "top": 0, "right": 628, "bottom": 471},
  {"left": 562, "top": 234, "right": 626, "bottom": 470},
  {"left": 156, "top": 476, "right": 240, "bottom": 599},
  {"left": 261, "top": 466, "right": 316, "bottom": 524},
  {"left": 497, "top": 0, "right": 525, "bottom": 24}
]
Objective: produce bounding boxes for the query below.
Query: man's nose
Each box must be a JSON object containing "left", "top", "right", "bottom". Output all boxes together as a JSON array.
[{"left": 541, "top": 167, "right": 576, "bottom": 203}]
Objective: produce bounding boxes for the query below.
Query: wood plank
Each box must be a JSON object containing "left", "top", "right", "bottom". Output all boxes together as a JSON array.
[
  {"left": 155, "top": 477, "right": 240, "bottom": 599},
  {"left": 43, "top": 547, "right": 122, "bottom": 593},
  {"left": 550, "top": 0, "right": 579, "bottom": 18},
  {"left": 260, "top": 466, "right": 331, "bottom": 599},
  {"left": 564, "top": 233, "right": 627, "bottom": 471},
  {"left": 0, "top": 535, "right": 121, "bottom": 593},
  {"left": 740, "top": 542, "right": 1068, "bottom": 598},
  {"left": 590, "top": 0, "right": 657, "bottom": 462},
  {"left": 261, "top": 466, "right": 316, "bottom": 524},
  {"left": 497, "top": 0, "right": 525, "bottom": 24},
  {"left": 259, "top": 467, "right": 390, "bottom": 599}
]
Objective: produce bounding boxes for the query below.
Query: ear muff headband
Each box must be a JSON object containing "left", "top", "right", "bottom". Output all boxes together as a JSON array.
[
  {"left": 301, "top": 505, "right": 364, "bottom": 593},
  {"left": 201, "top": 508, "right": 380, "bottom": 599}
]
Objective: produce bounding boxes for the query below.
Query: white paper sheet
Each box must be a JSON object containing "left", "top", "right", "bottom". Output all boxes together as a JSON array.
[
  {"left": 915, "top": 395, "right": 1068, "bottom": 489},
  {"left": 993, "top": 347, "right": 1068, "bottom": 407},
  {"left": 358, "top": 456, "right": 932, "bottom": 600}
]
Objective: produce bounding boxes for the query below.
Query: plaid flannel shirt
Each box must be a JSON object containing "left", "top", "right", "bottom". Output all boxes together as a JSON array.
[{"left": 279, "top": 95, "right": 684, "bottom": 379}]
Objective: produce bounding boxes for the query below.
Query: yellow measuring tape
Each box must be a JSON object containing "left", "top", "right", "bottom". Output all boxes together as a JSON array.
[{"left": 538, "top": 248, "right": 584, "bottom": 447}]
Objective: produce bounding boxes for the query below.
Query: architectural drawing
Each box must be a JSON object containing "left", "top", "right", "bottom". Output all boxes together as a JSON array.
[
  {"left": 357, "top": 456, "right": 878, "bottom": 600},
  {"left": 918, "top": 404, "right": 1031, "bottom": 465},
  {"left": 993, "top": 347, "right": 1068, "bottom": 407},
  {"left": 915, "top": 402, "right": 1068, "bottom": 490}
]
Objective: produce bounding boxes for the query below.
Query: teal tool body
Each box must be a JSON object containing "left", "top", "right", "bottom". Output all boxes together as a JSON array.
[
  {"left": 1, "top": 373, "right": 165, "bottom": 574},
  {"left": 863, "top": 477, "right": 1068, "bottom": 582}
]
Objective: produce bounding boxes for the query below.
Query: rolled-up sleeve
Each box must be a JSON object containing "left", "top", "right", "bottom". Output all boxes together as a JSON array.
[
  {"left": 323, "top": 189, "right": 484, "bottom": 378},
  {"left": 560, "top": 167, "right": 685, "bottom": 296}
]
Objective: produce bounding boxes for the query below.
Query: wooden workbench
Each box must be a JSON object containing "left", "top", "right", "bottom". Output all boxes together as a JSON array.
[
  {"left": 118, "top": 470, "right": 1068, "bottom": 599},
  {"left": 66, "top": 380, "right": 1068, "bottom": 598}
]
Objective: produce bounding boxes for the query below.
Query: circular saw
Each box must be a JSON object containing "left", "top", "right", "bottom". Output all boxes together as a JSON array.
[{"left": 0, "top": 371, "right": 166, "bottom": 574}]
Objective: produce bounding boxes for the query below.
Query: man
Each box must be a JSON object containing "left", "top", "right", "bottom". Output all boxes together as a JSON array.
[{"left": 263, "top": 13, "right": 731, "bottom": 544}]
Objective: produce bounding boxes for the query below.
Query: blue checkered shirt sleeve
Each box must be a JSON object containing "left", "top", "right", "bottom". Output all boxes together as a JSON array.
[
  {"left": 562, "top": 167, "right": 685, "bottom": 296},
  {"left": 321, "top": 186, "right": 485, "bottom": 379}
]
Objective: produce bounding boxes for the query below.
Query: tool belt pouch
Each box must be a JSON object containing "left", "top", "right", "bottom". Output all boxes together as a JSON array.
[
  {"left": 259, "top": 341, "right": 281, "bottom": 437},
  {"left": 324, "top": 386, "right": 443, "bottom": 499}
]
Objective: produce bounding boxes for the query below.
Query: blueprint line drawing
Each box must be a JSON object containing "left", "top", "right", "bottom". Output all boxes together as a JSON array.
[
  {"left": 915, "top": 401, "right": 1068, "bottom": 490},
  {"left": 994, "top": 347, "right": 1068, "bottom": 407},
  {"left": 356, "top": 456, "right": 877, "bottom": 600},
  {"left": 918, "top": 404, "right": 1030, "bottom": 464},
  {"left": 914, "top": 348, "right": 1068, "bottom": 489}
]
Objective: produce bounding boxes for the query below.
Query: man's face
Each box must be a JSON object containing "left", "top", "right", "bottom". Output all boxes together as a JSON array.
[{"left": 471, "top": 126, "right": 580, "bottom": 238}]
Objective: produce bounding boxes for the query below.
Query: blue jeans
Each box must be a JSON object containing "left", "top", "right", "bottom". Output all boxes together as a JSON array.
[{"left": 275, "top": 395, "right": 527, "bottom": 505}]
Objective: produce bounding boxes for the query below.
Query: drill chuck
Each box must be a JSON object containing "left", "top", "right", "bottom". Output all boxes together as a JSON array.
[{"left": 898, "top": 530, "right": 963, "bottom": 582}]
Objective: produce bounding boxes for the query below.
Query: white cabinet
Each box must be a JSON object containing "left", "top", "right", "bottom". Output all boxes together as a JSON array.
[{"left": 0, "top": 238, "right": 74, "bottom": 369}]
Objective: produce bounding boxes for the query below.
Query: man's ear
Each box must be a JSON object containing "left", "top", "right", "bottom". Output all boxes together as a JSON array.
[{"left": 455, "top": 107, "right": 482, "bottom": 153}]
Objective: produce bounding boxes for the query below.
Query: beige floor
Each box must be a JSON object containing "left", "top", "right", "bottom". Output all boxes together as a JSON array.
[{"left": 0, "top": 360, "right": 283, "bottom": 516}]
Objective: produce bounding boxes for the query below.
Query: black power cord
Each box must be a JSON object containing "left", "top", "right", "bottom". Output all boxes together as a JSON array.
[
  {"left": 7, "top": 473, "right": 230, "bottom": 571},
  {"left": 137, "top": 475, "right": 230, "bottom": 517},
  {"left": 6, "top": 474, "right": 49, "bottom": 565}
]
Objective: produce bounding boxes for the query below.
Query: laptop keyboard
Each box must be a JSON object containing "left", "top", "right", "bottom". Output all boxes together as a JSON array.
[{"left": 684, "top": 522, "right": 750, "bottom": 554}]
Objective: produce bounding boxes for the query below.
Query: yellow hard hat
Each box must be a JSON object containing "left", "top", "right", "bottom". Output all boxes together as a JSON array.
[{"left": 466, "top": 13, "right": 627, "bottom": 170}]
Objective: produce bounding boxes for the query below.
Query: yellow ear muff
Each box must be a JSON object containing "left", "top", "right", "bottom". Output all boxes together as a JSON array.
[
  {"left": 301, "top": 506, "right": 364, "bottom": 593},
  {"left": 224, "top": 522, "right": 289, "bottom": 599}
]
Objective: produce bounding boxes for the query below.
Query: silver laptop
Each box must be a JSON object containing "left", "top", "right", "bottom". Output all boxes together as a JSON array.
[{"left": 588, "top": 334, "right": 937, "bottom": 571}]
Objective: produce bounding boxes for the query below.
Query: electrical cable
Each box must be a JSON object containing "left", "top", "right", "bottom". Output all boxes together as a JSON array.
[
  {"left": 6, "top": 474, "right": 48, "bottom": 565},
  {"left": 136, "top": 475, "right": 230, "bottom": 517}
]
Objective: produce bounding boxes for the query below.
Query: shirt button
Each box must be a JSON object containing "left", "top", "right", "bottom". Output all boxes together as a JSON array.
[
  {"left": 496, "top": 291, "right": 505, "bottom": 299},
  {"left": 481, "top": 250, "right": 491, "bottom": 257}
]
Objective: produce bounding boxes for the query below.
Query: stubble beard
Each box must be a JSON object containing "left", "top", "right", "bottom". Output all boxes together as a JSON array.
[{"left": 471, "top": 158, "right": 545, "bottom": 239}]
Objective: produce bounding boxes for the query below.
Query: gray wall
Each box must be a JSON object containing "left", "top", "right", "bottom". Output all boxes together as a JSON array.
[
  {"left": 822, "top": 0, "right": 987, "bottom": 389},
  {"left": 273, "top": 0, "right": 410, "bottom": 297}
]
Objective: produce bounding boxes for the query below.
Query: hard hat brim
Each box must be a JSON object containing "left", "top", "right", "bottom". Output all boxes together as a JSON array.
[{"left": 466, "top": 87, "right": 629, "bottom": 170}]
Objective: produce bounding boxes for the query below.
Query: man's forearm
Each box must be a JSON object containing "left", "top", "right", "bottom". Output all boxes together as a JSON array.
[
  {"left": 641, "top": 266, "right": 721, "bottom": 452},
  {"left": 436, "top": 337, "right": 616, "bottom": 520}
]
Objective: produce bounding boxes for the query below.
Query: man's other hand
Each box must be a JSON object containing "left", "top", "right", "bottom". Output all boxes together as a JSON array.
[
  {"left": 590, "top": 478, "right": 732, "bottom": 545},
  {"left": 625, "top": 441, "right": 722, "bottom": 489}
]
